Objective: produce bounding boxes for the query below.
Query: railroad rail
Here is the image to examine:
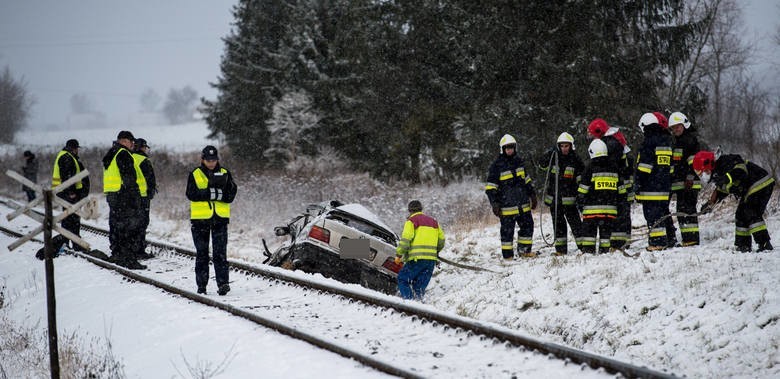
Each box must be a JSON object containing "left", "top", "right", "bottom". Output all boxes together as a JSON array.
[{"left": 0, "top": 198, "right": 677, "bottom": 378}]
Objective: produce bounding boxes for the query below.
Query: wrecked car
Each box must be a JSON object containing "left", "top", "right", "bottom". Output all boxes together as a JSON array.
[{"left": 263, "top": 200, "right": 402, "bottom": 294}]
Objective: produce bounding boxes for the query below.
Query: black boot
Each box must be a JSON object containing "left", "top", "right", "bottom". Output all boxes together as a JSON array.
[
  {"left": 757, "top": 241, "right": 773, "bottom": 252},
  {"left": 217, "top": 284, "right": 231, "bottom": 296}
]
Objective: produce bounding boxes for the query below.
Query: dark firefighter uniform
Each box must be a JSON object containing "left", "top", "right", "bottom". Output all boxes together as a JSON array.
[
  {"left": 132, "top": 139, "right": 156, "bottom": 259},
  {"left": 486, "top": 142, "right": 537, "bottom": 259},
  {"left": 671, "top": 128, "right": 703, "bottom": 246},
  {"left": 635, "top": 114, "right": 674, "bottom": 250},
  {"left": 577, "top": 141, "right": 621, "bottom": 254},
  {"left": 603, "top": 132, "right": 633, "bottom": 249},
  {"left": 102, "top": 131, "right": 144, "bottom": 269},
  {"left": 707, "top": 154, "right": 775, "bottom": 252},
  {"left": 395, "top": 201, "right": 444, "bottom": 300},
  {"left": 52, "top": 139, "right": 90, "bottom": 249},
  {"left": 539, "top": 141, "right": 584, "bottom": 255},
  {"left": 186, "top": 146, "right": 237, "bottom": 295}
]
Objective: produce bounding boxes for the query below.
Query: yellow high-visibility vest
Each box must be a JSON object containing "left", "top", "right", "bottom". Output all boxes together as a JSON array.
[
  {"left": 132, "top": 153, "right": 148, "bottom": 197},
  {"left": 190, "top": 167, "right": 230, "bottom": 219},
  {"left": 52, "top": 150, "right": 83, "bottom": 189},
  {"left": 103, "top": 147, "right": 130, "bottom": 193}
]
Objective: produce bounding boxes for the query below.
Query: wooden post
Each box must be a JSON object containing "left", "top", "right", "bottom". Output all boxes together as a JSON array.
[{"left": 43, "top": 190, "right": 60, "bottom": 379}]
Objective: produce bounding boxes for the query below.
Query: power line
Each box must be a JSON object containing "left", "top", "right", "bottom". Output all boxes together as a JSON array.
[{"left": 0, "top": 37, "right": 222, "bottom": 49}]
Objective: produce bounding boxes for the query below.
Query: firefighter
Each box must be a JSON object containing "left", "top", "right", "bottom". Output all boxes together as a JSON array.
[
  {"left": 103, "top": 131, "right": 145, "bottom": 269},
  {"left": 669, "top": 112, "right": 703, "bottom": 246},
  {"left": 186, "top": 145, "right": 238, "bottom": 295},
  {"left": 485, "top": 134, "right": 538, "bottom": 260},
  {"left": 132, "top": 138, "right": 157, "bottom": 260},
  {"left": 587, "top": 119, "right": 633, "bottom": 249},
  {"left": 52, "top": 139, "right": 90, "bottom": 249},
  {"left": 576, "top": 139, "right": 621, "bottom": 254},
  {"left": 538, "top": 132, "right": 584, "bottom": 255},
  {"left": 694, "top": 151, "right": 775, "bottom": 252},
  {"left": 395, "top": 200, "right": 445, "bottom": 301},
  {"left": 635, "top": 112, "right": 675, "bottom": 251}
]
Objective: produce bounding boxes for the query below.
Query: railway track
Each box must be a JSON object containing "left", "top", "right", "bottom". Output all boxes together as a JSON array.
[{"left": 0, "top": 199, "right": 677, "bottom": 378}]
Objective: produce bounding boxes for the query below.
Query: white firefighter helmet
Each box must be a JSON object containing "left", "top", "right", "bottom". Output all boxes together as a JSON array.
[
  {"left": 638, "top": 112, "right": 659, "bottom": 132},
  {"left": 499, "top": 134, "right": 517, "bottom": 152},
  {"left": 556, "top": 132, "right": 575, "bottom": 150},
  {"left": 668, "top": 111, "right": 691, "bottom": 129},
  {"left": 588, "top": 139, "right": 608, "bottom": 159}
]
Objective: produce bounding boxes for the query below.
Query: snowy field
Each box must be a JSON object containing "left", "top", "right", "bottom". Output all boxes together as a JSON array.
[
  {"left": 0, "top": 123, "right": 779, "bottom": 378},
  {"left": 10, "top": 121, "right": 219, "bottom": 153}
]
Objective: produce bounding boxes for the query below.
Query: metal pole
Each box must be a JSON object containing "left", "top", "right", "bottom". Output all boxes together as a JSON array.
[{"left": 43, "top": 190, "right": 61, "bottom": 379}]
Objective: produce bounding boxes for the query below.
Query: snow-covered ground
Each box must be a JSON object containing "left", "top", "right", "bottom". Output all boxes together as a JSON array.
[{"left": 1, "top": 123, "right": 779, "bottom": 378}]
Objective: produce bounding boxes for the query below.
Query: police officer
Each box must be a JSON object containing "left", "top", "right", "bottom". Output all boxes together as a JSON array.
[
  {"left": 635, "top": 112, "right": 674, "bottom": 251},
  {"left": 186, "top": 145, "right": 237, "bottom": 295},
  {"left": 694, "top": 151, "right": 775, "bottom": 252},
  {"left": 132, "top": 138, "right": 156, "bottom": 260},
  {"left": 539, "top": 132, "right": 584, "bottom": 255},
  {"left": 102, "top": 131, "right": 145, "bottom": 269},
  {"left": 669, "top": 112, "right": 703, "bottom": 246},
  {"left": 53, "top": 139, "right": 90, "bottom": 249},
  {"left": 22, "top": 150, "right": 38, "bottom": 201},
  {"left": 485, "top": 134, "right": 538, "bottom": 261},
  {"left": 395, "top": 200, "right": 445, "bottom": 301}
]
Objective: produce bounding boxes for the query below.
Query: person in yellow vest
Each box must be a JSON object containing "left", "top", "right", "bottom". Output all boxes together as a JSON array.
[
  {"left": 186, "top": 145, "right": 237, "bottom": 295},
  {"left": 102, "top": 130, "right": 145, "bottom": 270},
  {"left": 52, "top": 139, "right": 90, "bottom": 249},
  {"left": 395, "top": 200, "right": 445, "bottom": 301},
  {"left": 132, "top": 138, "right": 157, "bottom": 260}
]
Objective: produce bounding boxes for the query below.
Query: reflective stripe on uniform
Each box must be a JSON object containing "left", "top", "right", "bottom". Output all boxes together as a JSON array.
[{"left": 103, "top": 148, "right": 128, "bottom": 193}]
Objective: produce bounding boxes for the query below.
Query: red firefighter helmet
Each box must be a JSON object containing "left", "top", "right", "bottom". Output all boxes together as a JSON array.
[
  {"left": 588, "top": 118, "right": 610, "bottom": 138},
  {"left": 692, "top": 151, "right": 716, "bottom": 173}
]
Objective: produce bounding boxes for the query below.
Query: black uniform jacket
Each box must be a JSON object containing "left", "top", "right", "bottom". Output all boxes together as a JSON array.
[
  {"left": 635, "top": 125, "right": 673, "bottom": 202},
  {"left": 186, "top": 163, "right": 238, "bottom": 224},
  {"left": 56, "top": 149, "right": 90, "bottom": 202},
  {"left": 539, "top": 147, "right": 584, "bottom": 206},
  {"left": 102, "top": 143, "right": 139, "bottom": 201},
  {"left": 712, "top": 154, "right": 775, "bottom": 203},
  {"left": 577, "top": 156, "right": 621, "bottom": 219},
  {"left": 671, "top": 130, "right": 703, "bottom": 191},
  {"left": 485, "top": 153, "right": 537, "bottom": 215}
]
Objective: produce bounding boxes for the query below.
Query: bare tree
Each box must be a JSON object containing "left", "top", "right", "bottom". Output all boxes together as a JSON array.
[
  {"left": 162, "top": 85, "right": 198, "bottom": 124},
  {"left": 698, "top": 0, "right": 755, "bottom": 130},
  {"left": 139, "top": 88, "right": 161, "bottom": 113},
  {"left": 0, "top": 66, "right": 34, "bottom": 143},
  {"left": 70, "top": 93, "right": 93, "bottom": 114}
]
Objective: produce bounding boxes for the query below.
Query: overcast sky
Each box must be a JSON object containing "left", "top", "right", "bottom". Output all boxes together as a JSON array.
[
  {"left": 0, "top": 1, "right": 777, "bottom": 131},
  {"left": 0, "top": 0, "right": 237, "bottom": 129}
]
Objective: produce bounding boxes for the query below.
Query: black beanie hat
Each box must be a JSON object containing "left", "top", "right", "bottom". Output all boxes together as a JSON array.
[
  {"left": 65, "top": 139, "right": 80, "bottom": 149},
  {"left": 408, "top": 200, "right": 423, "bottom": 213}
]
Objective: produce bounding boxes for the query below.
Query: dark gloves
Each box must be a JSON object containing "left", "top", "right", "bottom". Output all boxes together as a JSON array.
[
  {"left": 492, "top": 205, "right": 501, "bottom": 217},
  {"left": 530, "top": 194, "right": 538, "bottom": 210},
  {"left": 699, "top": 201, "right": 714, "bottom": 214},
  {"left": 210, "top": 171, "right": 228, "bottom": 190},
  {"left": 684, "top": 180, "right": 693, "bottom": 190},
  {"left": 209, "top": 188, "right": 224, "bottom": 201}
]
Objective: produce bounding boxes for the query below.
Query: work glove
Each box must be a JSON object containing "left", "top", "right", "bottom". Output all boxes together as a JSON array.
[
  {"left": 394, "top": 256, "right": 403, "bottom": 265},
  {"left": 209, "top": 188, "right": 223, "bottom": 201},
  {"left": 530, "top": 194, "right": 538, "bottom": 210},
  {"left": 699, "top": 201, "right": 714, "bottom": 215},
  {"left": 684, "top": 180, "right": 693, "bottom": 190},
  {"left": 491, "top": 205, "right": 501, "bottom": 218}
]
